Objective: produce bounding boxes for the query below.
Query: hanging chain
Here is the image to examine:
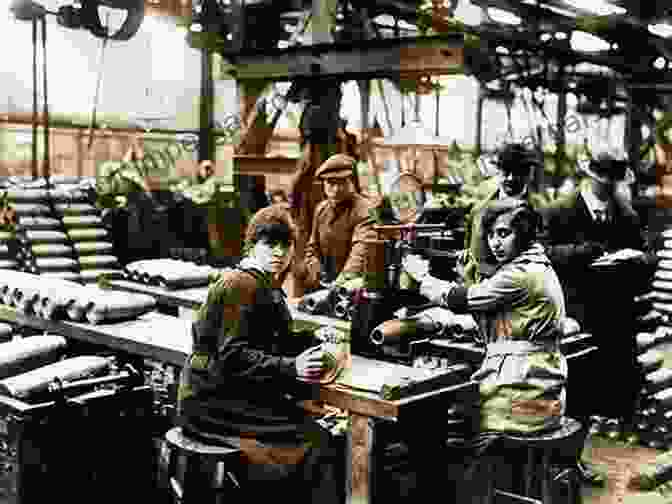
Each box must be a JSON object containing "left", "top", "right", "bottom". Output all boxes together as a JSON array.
[{"left": 87, "top": 13, "right": 110, "bottom": 151}]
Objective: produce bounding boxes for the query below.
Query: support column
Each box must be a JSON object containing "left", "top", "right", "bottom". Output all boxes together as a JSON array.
[
  {"left": 376, "top": 80, "right": 394, "bottom": 136},
  {"left": 554, "top": 64, "right": 567, "bottom": 193},
  {"left": 475, "top": 84, "right": 484, "bottom": 156},
  {"left": 312, "top": 0, "right": 336, "bottom": 44},
  {"left": 435, "top": 84, "right": 440, "bottom": 137},
  {"left": 198, "top": 47, "right": 214, "bottom": 163},
  {"left": 357, "top": 79, "right": 370, "bottom": 161},
  {"left": 627, "top": 89, "right": 645, "bottom": 199}
]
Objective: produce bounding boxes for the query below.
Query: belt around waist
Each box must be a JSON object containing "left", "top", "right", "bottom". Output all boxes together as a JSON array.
[{"left": 486, "top": 340, "right": 558, "bottom": 357}]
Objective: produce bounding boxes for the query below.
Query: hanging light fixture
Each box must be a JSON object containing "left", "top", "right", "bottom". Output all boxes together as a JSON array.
[{"left": 9, "top": 0, "right": 145, "bottom": 40}]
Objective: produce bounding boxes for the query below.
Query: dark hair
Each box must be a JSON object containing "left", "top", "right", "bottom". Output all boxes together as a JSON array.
[
  {"left": 497, "top": 143, "right": 541, "bottom": 175},
  {"left": 244, "top": 204, "right": 296, "bottom": 250},
  {"left": 242, "top": 205, "right": 297, "bottom": 281},
  {"left": 252, "top": 222, "right": 292, "bottom": 247},
  {"left": 479, "top": 200, "right": 541, "bottom": 263}
]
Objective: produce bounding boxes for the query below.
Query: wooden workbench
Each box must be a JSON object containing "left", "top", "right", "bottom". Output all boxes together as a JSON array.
[
  {"left": 0, "top": 305, "right": 192, "bottom": 365},
  {"left": 106, "top": 280, "right": 209, "bottom": 313},
  {"left": 106, "top": 279, "right": 353, "bottom": 331},
  {"left": 0, "top": 303, "right": 476, "bottom": 504}
]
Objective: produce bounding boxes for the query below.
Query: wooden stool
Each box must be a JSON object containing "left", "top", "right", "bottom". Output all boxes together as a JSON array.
[
  {"left": 483, "top": 417, "right": 584, "bottom": 504},
  {"left": 164, "top": 427, "right": 242, "bottom": 504}
]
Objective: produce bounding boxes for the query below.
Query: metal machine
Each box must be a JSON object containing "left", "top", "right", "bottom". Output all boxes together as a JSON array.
[{"left": 0, "top": 358, "right": 156, "bottom": 504}]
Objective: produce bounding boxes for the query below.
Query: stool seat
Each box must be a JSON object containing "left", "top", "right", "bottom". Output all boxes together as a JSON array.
[
  {"left": 483, "top": 417, "right": 584, "bottom": 504},
  {"left": 163, "top": 427, "right": 243, "bottom": 504},
  {"left": 502, "top": 417, "right": 584, "bottom": 451},
  {"left": 165, "top": 427, "right": 241, "bottom": 458}
]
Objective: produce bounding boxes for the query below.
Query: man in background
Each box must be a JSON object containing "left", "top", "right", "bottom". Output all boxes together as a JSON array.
[
  {"left": 461, "top": 142, "right": 543, "bottom": 286},
  {"left": 542, "top": 154, "right": 654, "bottom": 485}
]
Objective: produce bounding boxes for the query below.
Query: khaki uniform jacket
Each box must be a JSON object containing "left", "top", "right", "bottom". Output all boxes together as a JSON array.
[
  {"left": 177, "top": 264, "right": 308, "bottom": 442},
  {"left": 445, "top": 243, "right": 568, "bottom": 433},
  {"left": 297, "top": 193, "right": 376, "bottom": 289}
]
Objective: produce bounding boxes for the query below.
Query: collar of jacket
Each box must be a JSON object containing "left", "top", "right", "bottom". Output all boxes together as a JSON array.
[
  {"left": 237, "top": 258, "right": 272, "bottom": 286},
  {"left": 498, "top": 243, "right": 550, "bottom": 270}
]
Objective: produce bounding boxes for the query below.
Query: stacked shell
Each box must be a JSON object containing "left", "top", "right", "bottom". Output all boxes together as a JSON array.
[
  {"left": 0, "top": 270, "right": 156, "bottom": 323},
  {"left": 124, "top": 258, "right": 215, "bottom": 289},
  {"left": 4, "top": 185, "right": 55, "bottom": 272},
  {"left": 72, "top": 286, "right": 156, "bottom": 324},
  {"left": 51, "top": 183, "right": 123, "bottom": 283},
  {"left": 630, "top": 228, "right": 672, "bottom": 450}
]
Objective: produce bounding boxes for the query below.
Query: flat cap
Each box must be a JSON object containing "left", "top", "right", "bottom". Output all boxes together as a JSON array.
[{"left": 315, "top": 154, "right": 357, "bottom": 179}]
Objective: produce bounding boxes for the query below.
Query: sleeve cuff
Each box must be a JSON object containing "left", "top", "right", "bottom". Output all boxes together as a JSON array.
[{"left": 442, "top": 285, "right": 469, "bottom": 313}]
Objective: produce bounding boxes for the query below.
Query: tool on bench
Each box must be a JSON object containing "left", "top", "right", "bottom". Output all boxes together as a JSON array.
[{"left": 47, "top": 362, "right": 144, "bottom": 398}]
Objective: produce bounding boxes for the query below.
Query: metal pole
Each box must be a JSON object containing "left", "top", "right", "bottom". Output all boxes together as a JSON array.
[
  {"left": 626, "top": 88, "right": 642, "bottom": 197},
  {"left": 435, "top": 85, "right": 440, "bottom": 137},
  {"left": 41, "top": 17, "right": 50, "bottom": 181},
  {"left": 628, "top": 83, "right": 672, "bottom": 92},
  {"left": 554, "top": 64, "right": 567, "bottom": 193},
  {"left": 414, "top": 92, "right": 421, "bottom": 122},
  {"left": 198, "top": 48, "right": 214, "bottom": 162},
  {"left": 475, "top": 83, "right": 484, "bottom": 156},
  {"left": 358, "top": 79, "right": 370, "bottom": 160},
  {"left": 376, "top": 80, "right": 394, "bottom": 135},
  {"left": 556, "top": 69, "right": 567, "bottom": 154},
  {"left": 31, "top": 18, "right": 38, "bottom": 179}
]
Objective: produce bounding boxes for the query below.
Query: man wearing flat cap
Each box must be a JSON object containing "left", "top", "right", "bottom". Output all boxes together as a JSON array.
[
  {"left": 542, "top": 153, "right": 652, "bottom": 485},
  {"left": 461, "top": 142, "right": 543, "bottom": 286},
  {"left": 294, "top": 154, "right": 376, "bottom": 289}
]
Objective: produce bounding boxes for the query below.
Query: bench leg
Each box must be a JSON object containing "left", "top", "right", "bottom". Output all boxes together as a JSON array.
[
  {"left": 483, "top": 457, "right": 495, "bottom": 504},
  {"left": 181, "top": 455, "right": 209, "bottom": 504},
  {"left": 524, "top": 448, "right": 535, "bottom": 497},
  {"left": 540, "top": 452, "right": 552, "bottom": 504},
  {"left": 347, "top": 414, "right": 374, "bottom": 504}
]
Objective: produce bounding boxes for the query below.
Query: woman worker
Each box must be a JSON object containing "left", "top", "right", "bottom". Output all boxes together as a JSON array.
[
  {"left": 176, "top": 204, "right": 340, "bottom": 503},
  {"left": 402, "top": 199, "right": 568, "bottom": 500}
]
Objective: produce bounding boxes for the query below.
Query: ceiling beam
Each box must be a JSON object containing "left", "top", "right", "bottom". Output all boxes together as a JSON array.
[{"left": 213, "top": 34, "right": 464, "bottom": 81}]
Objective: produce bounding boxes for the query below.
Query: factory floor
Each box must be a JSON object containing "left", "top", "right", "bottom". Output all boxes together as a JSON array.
[
  {"left": 575, "top": 341, "right": 672, "bottom": 504},
  {"left": 582, "top": 437, "right": 668, "bottom": 504}
]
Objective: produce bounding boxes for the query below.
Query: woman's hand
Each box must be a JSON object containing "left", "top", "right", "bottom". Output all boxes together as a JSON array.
[
  {"left": 402, "top": 254, "right": 430, "bottom": 283},
  {"left": 295, "top": 344, "right": 326, "bottom": 380}
]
